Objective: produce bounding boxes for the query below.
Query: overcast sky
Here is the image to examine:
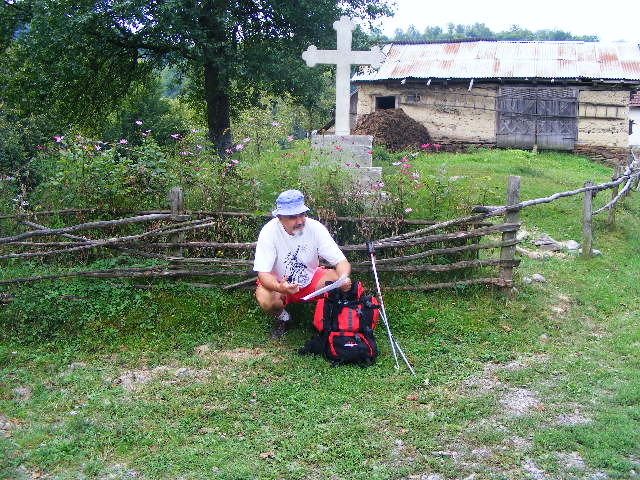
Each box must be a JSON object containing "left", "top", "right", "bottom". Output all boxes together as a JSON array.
[{"left": 371, "top": 0, "right": 639, "bottom": 43}]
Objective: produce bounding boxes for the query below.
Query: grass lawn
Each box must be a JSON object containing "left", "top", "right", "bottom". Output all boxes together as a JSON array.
[{"left": 1, "top": 149, "right": 639, "bottom": 479}]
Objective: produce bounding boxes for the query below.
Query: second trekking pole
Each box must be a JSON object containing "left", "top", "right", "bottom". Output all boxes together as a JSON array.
[{"left": 366, "top": 242, "right": 416, "bottom": 376}]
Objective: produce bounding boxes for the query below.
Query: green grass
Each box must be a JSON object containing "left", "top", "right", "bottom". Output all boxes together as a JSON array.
[{"left": 1, "top": 148, "right": 639, "bottom": 479}]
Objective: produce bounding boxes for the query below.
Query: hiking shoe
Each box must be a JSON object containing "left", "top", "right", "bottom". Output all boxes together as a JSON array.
[{"left": 270, "top": 319, "right": 289, "bottom": 339}]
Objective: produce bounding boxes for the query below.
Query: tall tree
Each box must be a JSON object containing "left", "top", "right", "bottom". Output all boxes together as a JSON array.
[{"left": 0, "top": 0, "right": 392, "bottom": 155}]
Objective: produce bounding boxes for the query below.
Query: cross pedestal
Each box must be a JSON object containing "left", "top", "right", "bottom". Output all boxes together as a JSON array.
[{"left": 302, "top": 16, "right": 385, "bottom": 188}]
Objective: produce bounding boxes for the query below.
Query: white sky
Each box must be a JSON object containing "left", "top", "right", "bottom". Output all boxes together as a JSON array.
[{"left": 371, "top": 0, "right": 639, "bottom": 44}]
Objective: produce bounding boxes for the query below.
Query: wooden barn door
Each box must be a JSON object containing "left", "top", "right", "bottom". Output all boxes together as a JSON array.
[{"left": 497, "top": 86, "right": 577, "bottom": 150}]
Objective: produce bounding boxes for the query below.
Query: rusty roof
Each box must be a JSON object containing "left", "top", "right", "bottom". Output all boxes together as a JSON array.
[{"left": 352, "top": 41, "right": 640, "bottom": 82}]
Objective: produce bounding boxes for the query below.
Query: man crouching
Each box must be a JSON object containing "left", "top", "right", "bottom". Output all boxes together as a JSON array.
[{"left": 253, "top": 189, "right": 352, "bottom": 338}]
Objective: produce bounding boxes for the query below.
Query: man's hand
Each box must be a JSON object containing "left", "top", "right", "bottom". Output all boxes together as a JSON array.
[
  {"left": 277, "top": 277, "right": 300, "bottom": 295},
  {"left": 339, "top": 276, "right": 352, "bottom": 292}
]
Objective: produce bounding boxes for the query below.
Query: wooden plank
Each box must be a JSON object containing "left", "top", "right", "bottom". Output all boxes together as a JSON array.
[
  {"left": 351, "top": 258, "right": 519, "bottom": 273},
  {"left": 384, "top": 277, "right": 512, "bottom": 291}
]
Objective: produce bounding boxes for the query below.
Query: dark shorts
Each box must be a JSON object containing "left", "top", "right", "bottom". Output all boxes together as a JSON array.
[{"left": 257, "top": 267, "right": 328, "bottom": 306}]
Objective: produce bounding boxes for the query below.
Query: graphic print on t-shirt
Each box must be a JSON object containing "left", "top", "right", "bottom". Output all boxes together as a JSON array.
[{"left": 284, "top": 245, "right": 310, "bottom": 285}]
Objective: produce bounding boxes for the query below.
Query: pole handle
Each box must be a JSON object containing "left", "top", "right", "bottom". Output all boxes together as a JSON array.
[{"left": 366, "top": 241, "right": 375, "bottom": 255}]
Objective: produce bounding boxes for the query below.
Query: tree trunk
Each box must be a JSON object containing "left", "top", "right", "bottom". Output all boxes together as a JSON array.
[{"left": 204, "top": 61, "right": 232, "bottom": 157}]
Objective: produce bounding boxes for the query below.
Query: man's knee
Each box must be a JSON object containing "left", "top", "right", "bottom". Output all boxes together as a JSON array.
[{"left": 255, "top": 286, "right": 284, "bottom": 312}]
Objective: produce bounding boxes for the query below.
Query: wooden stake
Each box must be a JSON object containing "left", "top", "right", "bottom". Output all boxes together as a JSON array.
[
  {"left": 499, "top": 176, "right": 520, "bottom": 290},
  {"left": 582, "top": 180, "right": 593, "bottom": 258},
  {"left": 169, "top": 187, "right": 185, "bottom": 258}
]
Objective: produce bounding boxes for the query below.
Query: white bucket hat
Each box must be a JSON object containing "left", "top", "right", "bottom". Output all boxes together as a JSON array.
[{"left": 272, "top": 189, "right": 310, "bottom": 216}]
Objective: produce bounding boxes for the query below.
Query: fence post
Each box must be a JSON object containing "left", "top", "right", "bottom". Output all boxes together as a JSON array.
[
  {"left": 169, "top": 186, "right": 185, "bottom": 258},
  {"left": 499, "top": 175, "right": 520, "bottom": 291},
  {"left": 606, "top": 166, "right": 622, "bottom": 228},
  {"left": 582, "top": 180, "right": 593, "bottom": 258}
]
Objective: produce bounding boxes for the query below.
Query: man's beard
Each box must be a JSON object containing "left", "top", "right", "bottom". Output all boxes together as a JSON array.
[{"left": 292, "top": 224, "right": 305, "bottom": 237}]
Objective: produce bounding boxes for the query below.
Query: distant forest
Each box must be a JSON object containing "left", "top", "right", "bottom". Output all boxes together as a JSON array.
[{"left": 378, "top": 23, "right": 598, "bottom": 42}]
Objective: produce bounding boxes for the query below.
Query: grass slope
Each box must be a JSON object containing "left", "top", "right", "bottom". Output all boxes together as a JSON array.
[{"left": 1, "top": 149, "right": 639, "bottom": 479}]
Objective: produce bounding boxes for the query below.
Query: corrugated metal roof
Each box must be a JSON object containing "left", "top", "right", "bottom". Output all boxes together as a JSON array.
[{"left": 352, "top": 41, "right": 640, "bottom": 82}]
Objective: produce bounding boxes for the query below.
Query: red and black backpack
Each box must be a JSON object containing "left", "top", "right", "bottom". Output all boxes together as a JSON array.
[{"left": 299, "top": 281, "right": 380, "bottom": 367}]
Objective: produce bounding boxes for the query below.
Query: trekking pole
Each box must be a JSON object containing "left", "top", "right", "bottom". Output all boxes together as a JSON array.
[
  {"left": 378, "top": 310, "right": 416, "bottom": 376},
  {"left": 367, "top": 242, "right": 416, "bottom": 375},
  {"left": 366, "top": 242, "right": 400, "bottom": 370}
]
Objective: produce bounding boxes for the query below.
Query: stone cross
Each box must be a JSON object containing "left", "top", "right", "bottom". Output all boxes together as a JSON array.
[{"left": 302, "top": 16, "right": 385, "bottom": 136}]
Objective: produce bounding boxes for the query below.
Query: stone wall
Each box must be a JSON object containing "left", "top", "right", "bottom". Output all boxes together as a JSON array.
[{"left": 355, "top": 83, "right": 497, "bottom": 145}]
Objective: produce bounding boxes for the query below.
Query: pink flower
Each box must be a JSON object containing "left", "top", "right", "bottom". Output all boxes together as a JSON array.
[
  {"left": 225, "top": 148, "right": 233, "bottom": 154},
  {"left": 235, "top": 144, "right": 244, "bottom": 151},
  {"left": 404, "top": 208, "right": 413, "bottom": 213},
  {"left": 411, "top": 172, "right": 420, "bottom": 179},
  {"left": 194, "top": 167, "right": 200, "bottom": 171},
  {"left": 391, "top": 161, "right": 401, "bottom": 166},
  {"left": 271, "top": 121, "right": 280, "bottom": 127},
  {"left": 76, "top": 135, "right": 83, "bottom": 140},
  {"left": 367, "top": 150, "right": 373, "bottom": 154},
  {"left": 243, "top": 137, "right": 251, "bottom": 143},
  {"left": 434, "top": 144, "right": 441, "bottom": 149},
  {"left": 230, "top": 159, "right": 239, "bottom": 164},
  {"left": 402, "top": 163, "right": 411, "bottom": 168},
  {"left": 180, "top": 151, "right": 187, "bottom": 156},
  {"left": 421, "top": 143, "right": 430, "bottom": 149},
  {"left": 191, "top": 128, "right": 197, "bottom": 133},
  {"left": 135, "top": 120, "right": 143, "bottom": 125},
  {"left": 170, "top": 133, "right": 180, "bottom": 139},
  {"left": 94, "top": 145, "right": 101, "bottom": 151},
  {"left": 287, "top": 136, "right": 294, "bottom": 142},
  {"left": 248, "top": 117, "right": 255, "bottom": 121},
  {"left": 53, "top": 136, "right": 64, "bottom": 143},
  {"left": 119, "top": 139, "right": 128, "bottom": 144},
  {"left": 334, "top": 146, "right": 343, "bottom": 151}
]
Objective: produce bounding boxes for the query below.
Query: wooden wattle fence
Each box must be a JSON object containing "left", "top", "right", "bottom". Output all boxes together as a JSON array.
[
  {"left": 2, "top": 154, "right": 638, "bottom": 292},
  {"left": 0, "top": 183, "right": 523, "bottom": 291}
]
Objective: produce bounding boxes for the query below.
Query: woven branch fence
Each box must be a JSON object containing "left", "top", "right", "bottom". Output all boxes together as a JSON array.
[{"left": 2, "top": 155, "right": 639, "bottom": 292}]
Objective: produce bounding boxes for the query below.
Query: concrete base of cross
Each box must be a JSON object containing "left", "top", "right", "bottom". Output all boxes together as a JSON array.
[{"left": 309, "top": 134, "right": 382, "bottom": 189}]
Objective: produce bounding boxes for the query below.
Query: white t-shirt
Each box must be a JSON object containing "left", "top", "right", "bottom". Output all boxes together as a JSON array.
[{"left": 253, "top": 217, "right": 346, "bottom": 288}]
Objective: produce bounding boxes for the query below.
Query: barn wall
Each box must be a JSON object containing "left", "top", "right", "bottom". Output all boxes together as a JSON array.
[
  {"left": 355, "top": 82, "right": 632, "bottom": 163},
  {"left": 575, "top": 89, "right": 629, "bottom": 163},
  {"left": 355, "top": 83, "right": 497, "bottom": 147},
  {"left": 630, "top": 107, "right": 640, "bottom": 146},
  {"left": 577, "top": 90, "right": 628, "bottom": 147}
]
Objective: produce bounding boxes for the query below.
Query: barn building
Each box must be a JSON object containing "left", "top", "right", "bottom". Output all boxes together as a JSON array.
[{"left": 352, "top": 40, "right": 640, "bottom": 164}]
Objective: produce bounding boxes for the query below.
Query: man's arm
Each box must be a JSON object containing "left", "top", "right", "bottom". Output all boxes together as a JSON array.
[
  {"left": 257, "top": 272, "right": 300, "bottom": 295},
  {"left": 334, "top": 259, "right": 352, "bottom": 291}
]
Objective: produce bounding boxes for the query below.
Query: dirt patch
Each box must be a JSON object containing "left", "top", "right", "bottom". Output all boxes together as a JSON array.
[
  {"left": 555, "top": 410, "right": 592, "bottom": 426},
  {"left": 550, "top": 294, "right": 572, "bottom": 316},
  {"left": 522, "top": 458, "right": 548, "bottom": 479},
  {"left": 113, "top": 366, "right": 210, "bottom": 391},
  {"left": 98, "top": 464, "right": 140, "bottom": 480},
  {"left": 557, "top": 452, "right": 586, "bottom": 470},
  {"left": 12, "top": 386, "right": 31, "bottom": 401},
  {"left": 353, "top": 109, "right": 431, "bottom": 152},
  {"left": 194, "top": 345, "right": 267, "bottom": 362},
  {"left": 500, "top": 388, "right": 542, "bottom": 417},
  {"left": 0, "top": 414, "right": 17, "bottom": 436}
]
